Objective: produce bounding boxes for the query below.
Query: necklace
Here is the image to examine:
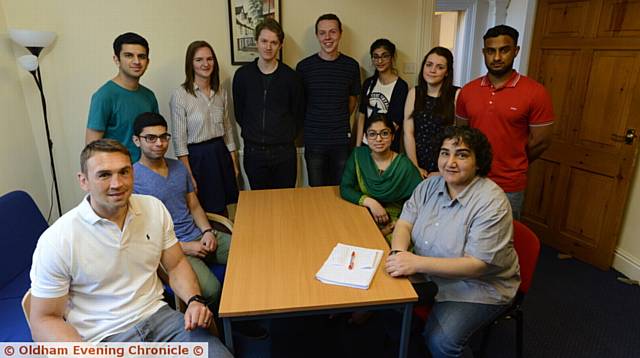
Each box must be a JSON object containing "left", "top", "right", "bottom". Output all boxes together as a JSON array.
[{"left": 373, "top": 152, "right": 395, "bottom": 175}]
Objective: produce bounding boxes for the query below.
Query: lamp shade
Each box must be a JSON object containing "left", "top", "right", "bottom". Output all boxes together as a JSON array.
[
  {"left": 17, "top": 54, "right": 39, "bottom": 72},
  {"left": 9, "top": 28, "right": 56, "bottom": 48}
]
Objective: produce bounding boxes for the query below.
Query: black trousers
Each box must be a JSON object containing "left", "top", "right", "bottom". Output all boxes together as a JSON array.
[
  {"left": 243, "top": 143, "right": 297, "bottom": 190},
  {"left": 304, "top": 144, "right": 351, "bottom": 187}
]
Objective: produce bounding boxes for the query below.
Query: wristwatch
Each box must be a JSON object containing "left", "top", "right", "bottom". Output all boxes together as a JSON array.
[
  {"left": 202, "top": 228, "right": 217, "bottom": 236},
  {"left": 187, "top": 294, "right": 208, "bottom": 306}
]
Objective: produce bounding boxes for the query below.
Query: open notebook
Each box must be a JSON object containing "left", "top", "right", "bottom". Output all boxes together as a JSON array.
[{"left": 316, "top": 243, "right": 383, "bottom": 290}]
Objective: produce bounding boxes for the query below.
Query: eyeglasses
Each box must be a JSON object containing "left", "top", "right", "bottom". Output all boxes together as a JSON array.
[
  {"left": 366, "top": 129, "right": 392, "bottom": 140},
  {"left": 139, "top": 133, "right": 171, "bottom": 143},
  {"left": 372, "top": 53, "right": 391, "bottom": 62}
]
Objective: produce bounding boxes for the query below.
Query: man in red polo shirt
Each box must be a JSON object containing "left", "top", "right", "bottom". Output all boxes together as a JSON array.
[{"left": 456, "top": 25, "right": 554, "bottom": 219}]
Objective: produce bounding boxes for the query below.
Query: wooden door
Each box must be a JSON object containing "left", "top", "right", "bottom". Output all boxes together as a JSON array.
[{"left": 525, "top": 0, "right": 640, "bottom": 269}]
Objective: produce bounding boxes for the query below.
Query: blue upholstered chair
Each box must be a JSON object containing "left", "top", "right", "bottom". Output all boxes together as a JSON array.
[{"left": 0, "top": 191, "right": 49, "bottom": 342}]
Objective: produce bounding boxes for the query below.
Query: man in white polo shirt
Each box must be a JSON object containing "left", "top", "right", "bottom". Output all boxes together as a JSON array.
[{"left": 28, "top": 139, "right": 231, "bottom": 357}]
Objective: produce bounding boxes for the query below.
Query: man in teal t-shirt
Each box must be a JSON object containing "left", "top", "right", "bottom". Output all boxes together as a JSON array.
[{"left": 86, "top": 32, "right": 159, "bottom": 162}]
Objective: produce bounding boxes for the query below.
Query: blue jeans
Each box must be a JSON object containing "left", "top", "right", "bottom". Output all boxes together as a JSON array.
[
  {"left": 102, "top": 305, "right": 232, "bottom": 358},
  {"left": 505, "top": 191, "right": 524, "bottom": 220},
  {"left": 304, "top": 144, "right": 350, "bottom": 186},
  {"left": 424, "top": 301, "right": 509, "bottom": 358}
]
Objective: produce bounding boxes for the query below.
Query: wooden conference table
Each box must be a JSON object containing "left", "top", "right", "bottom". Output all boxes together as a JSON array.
[{"left": 219, "top": 186, "right": 417, "bottom": 357}]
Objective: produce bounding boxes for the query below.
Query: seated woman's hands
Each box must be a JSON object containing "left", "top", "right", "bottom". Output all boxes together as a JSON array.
[
  {"left": 419, "top": 168, "right": 442, "bottom": 179},
  {"left": 418, "top": 167, "right": 429, "bottom": 179},
  {"left": 385, "top": 251, "right": 420, "bottom": 277},
  {"left": 380, "top": 221, "right": 395, "bottom": 236},
  {"left": 363, "top": 197, "right": 390, "bottom": 224}
]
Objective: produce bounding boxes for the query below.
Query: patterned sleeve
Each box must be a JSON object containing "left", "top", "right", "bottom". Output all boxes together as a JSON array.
[
  {"left": 351, "top": 60, "right": 362, "bottom": 96},
  {"left": 220, "top": 89, "right": 238, "bottom": 152},
  {"left": 169, "top": 88, "right": 190, "bottom": 157}
]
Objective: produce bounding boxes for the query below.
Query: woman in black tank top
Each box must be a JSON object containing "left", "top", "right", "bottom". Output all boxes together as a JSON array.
[{"left": 403, "top": 47, "right": 460, "bottom": 178}]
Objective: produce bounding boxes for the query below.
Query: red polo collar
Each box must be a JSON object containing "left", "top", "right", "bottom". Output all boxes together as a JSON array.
[{"left": 480, "top": 70, "right": 521, "bottom": 89}]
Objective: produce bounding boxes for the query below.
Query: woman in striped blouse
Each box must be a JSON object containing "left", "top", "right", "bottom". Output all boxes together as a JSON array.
[{"left": 170, "top": 40, "right": 240, "bottom": 214}]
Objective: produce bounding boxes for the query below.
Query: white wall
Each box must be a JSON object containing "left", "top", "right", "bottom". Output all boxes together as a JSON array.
[
  {"left": 0, "top": 1, "right": 49, "bottom": 218},
  {"left": 2, "top": 0, "right": 431, "bottom": 211},
  {"left": 615, "top": 166, "right": 640, "bottom": 280},
  {"left": 505, "top": 0, "right": 537, "bottom": 74}
]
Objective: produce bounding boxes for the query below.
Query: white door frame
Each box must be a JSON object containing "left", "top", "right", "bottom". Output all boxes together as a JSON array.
[{"left": 435, "top": 0, "right": 478, "bottom": 86}]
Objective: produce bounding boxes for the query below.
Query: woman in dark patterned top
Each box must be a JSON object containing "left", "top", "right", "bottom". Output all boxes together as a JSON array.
[{"left": 403, "top": 47, "right": 460, "bottom": 178}]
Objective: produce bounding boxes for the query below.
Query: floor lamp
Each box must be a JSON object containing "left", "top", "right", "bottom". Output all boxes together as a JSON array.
[{"left": 9, "top": 29, "right": 61, "bottom": 218}]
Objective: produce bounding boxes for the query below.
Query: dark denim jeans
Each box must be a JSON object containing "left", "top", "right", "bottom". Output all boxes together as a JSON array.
[
  {"left": 243, "top": 143, "right": 297, "bottom": 190},
  {"left": 424, "top": 301, "right": 509, "bottom": 358},
  {"left": 304, "top": 144, "right": 351, "bottom": 187}
]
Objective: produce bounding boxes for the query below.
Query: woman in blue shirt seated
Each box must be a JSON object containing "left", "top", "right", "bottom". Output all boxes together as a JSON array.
[{"left": 385, "top": 126, "right": 520, "bottom": 358}]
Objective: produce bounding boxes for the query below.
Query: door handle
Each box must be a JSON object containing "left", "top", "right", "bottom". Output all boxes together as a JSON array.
[{"left": 611, "top": 128, "right": 637, "bottom": 144}]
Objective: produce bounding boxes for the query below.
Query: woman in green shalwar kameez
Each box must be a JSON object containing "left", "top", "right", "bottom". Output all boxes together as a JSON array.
[{"left": 340, "top": 114, "right": 422, "bottom": 244}]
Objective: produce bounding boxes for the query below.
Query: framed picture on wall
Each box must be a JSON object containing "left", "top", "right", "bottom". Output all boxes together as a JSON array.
[{"left": 228, "top": 0, "right": 280, "bottom": 65}]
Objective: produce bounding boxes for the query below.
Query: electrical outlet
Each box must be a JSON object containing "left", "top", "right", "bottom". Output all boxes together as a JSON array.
[{"left": 403, "top": 63, "right": 416, "bottom": 74}]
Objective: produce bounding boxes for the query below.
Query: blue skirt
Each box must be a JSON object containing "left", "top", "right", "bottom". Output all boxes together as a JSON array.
[{"left": 187, "top": 137, "right": 238, "bottom": 214}]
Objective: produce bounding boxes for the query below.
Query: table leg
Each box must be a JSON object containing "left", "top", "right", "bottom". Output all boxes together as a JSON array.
[
  {"left": 398, "top": 303, "right": 413, "bottom": 358},
  {"left": 223, "top": 318, "right": 234, "bottom": 354}
]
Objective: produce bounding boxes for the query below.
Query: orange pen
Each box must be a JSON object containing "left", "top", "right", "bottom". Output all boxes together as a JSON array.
[{"left": 348, "top": 251, "right": 356, "bottom": 270}]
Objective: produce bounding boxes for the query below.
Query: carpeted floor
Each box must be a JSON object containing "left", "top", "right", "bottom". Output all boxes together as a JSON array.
[
  {"left": 234, "top": 245, "right": 640, "bottom": 358},
  {"left": 486, "top": 245, "right": 640, "bottom": 358}
]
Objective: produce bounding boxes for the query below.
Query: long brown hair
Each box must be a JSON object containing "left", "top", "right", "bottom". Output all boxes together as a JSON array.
[
  {"left": 181, "top": 40, "right": 220, "bottom": 96},
  {"left": 413, "top": 47, "right": 456, "bottom": 125}
]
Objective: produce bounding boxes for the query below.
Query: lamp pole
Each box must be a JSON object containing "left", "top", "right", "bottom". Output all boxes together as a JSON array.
[
  {"left": 8, "top": 29, "right": 61, "bottom": 218},
  {"left": 29, "top": 65, "right": 62, "bottom": 218}
]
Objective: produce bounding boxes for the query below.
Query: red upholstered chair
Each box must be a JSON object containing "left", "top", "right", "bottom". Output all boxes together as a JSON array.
[
  {"left": 413, "top": 304, "right": 431, "bottom": 322},
  {"left": 479, "top": 220, "right": 541, "bottom": 358},
  {"left": 412, "top": 220, "right": 541, "bottom": 358}
]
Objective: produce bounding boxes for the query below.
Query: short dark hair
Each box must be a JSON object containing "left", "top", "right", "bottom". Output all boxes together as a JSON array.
[
  {"left": 315, "top": 13, "right": 342, "bottom": 34},
  {"left": 440, "top": 126, "right": 493, "bottom": 177},
  {"left": 483, "top": 25, "right": 519, "bottom": 45},
  {"left": 80, "top": 139, "right": 130, "bottom": 174},
  {"left": 113, "top": 32, "right": 149, "bottom": 57},
  {"left": 255, "top": 18, "right": 284, "bottom": 43},
  {"left": 365, "top": 113, "right": 396, "bottom": 135},
  {"left": 133, "top": 112, "right": 167, "bottom": 136}
]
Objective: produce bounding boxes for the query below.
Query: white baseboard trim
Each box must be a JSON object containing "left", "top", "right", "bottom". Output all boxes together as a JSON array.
[{"left": 612, "top": 248, "right": 640, "bottom": 281}]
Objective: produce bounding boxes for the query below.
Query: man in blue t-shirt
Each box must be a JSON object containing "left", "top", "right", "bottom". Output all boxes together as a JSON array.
[
  {"left": 296, "top": 13, "right": 361, "bottom": 186},
  {"left": 86, "top": 32, "right": 159, "bottom": 162},
  {"left": 131, "top": 112, "right": 229, "bottom": 306}
]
